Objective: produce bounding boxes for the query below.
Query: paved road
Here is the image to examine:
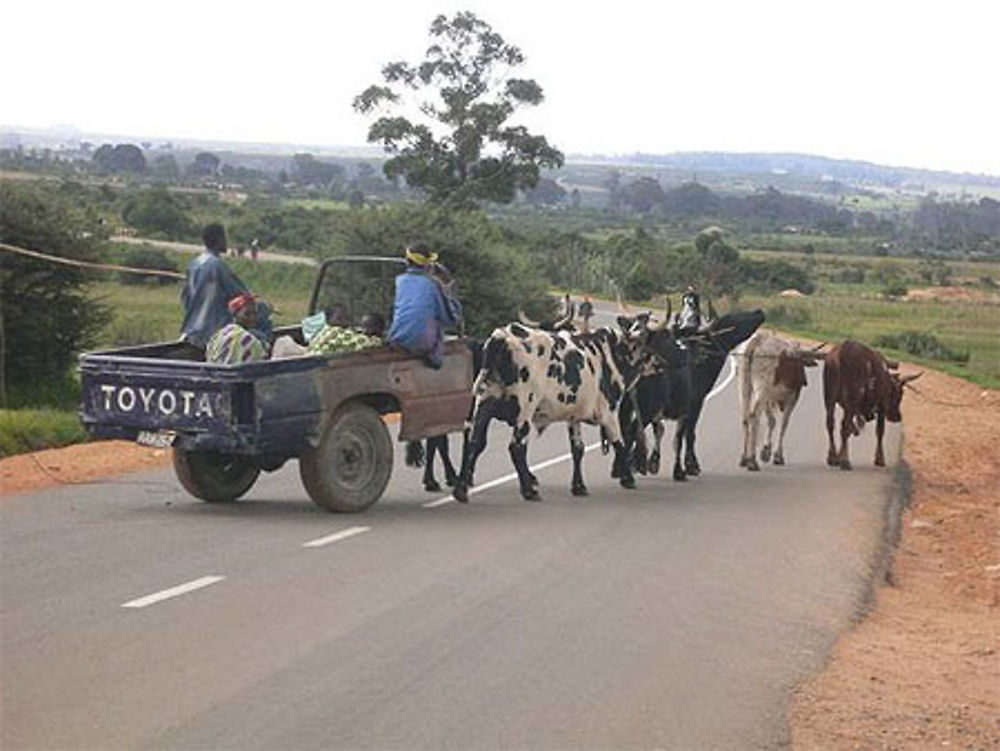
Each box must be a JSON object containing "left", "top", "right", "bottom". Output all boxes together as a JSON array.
[
  {"left": 113, "top": 235, "right": 317, "bottom": 266},
  {"left": 0, "top": 351, "right": 902, "bottom": 750}
]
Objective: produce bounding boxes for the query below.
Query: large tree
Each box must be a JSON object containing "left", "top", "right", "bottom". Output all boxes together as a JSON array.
[
  {"left": 0, "top": 183, "right": 110, "bottom": 395},
  {"left": 353, "top": 11, "right": 563, "bottom": 209}
]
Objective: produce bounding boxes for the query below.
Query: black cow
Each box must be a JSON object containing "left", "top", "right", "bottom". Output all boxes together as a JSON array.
[{"left": 676, "top": 308, "right": 766, "bottom": 476}]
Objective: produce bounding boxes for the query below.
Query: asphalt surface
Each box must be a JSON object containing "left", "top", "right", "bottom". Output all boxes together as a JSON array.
[{"left": 0, "top": 348, "right": 903, "bottom": 750}]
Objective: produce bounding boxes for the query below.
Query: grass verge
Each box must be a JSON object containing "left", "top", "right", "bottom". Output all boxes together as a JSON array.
[{"left": 0, "top": 409, "right": 89, "bottom": 458}]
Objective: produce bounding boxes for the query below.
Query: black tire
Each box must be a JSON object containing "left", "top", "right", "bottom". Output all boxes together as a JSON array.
[
  {"left": 299, "top": 402, "right": 393, "bottom": 513},
  {"left": 172, "top": 449, "right": 260, "bottom": 502}
]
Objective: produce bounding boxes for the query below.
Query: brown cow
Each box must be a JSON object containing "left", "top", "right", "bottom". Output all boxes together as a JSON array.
[{"left": 822, "top": 340, "right": 921, "bottom": 470}]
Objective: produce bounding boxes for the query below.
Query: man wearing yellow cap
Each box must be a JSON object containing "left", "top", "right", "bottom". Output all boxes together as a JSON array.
[{"left": 387, "top": 243, "right": 462, "bottom": 369}]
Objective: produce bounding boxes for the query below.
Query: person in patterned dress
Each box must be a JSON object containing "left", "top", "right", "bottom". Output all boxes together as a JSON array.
[{"left": 206, "top": 293, "right": 269, "bottom": 364}]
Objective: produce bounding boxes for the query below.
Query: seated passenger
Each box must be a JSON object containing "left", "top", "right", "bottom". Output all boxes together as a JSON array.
[
  {"left": 387, "top": 243, "right": 462, "bottom": 369},
  {"left": 206, "top": 294, "right": 269, "bottom": 364}
]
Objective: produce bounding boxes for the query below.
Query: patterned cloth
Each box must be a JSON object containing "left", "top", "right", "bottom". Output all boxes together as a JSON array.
[
  {"left": 206, "top": 323, "right": 269, "bottom": 364},
  {"left": 307, "top": 326, "right": 383, "bottom": 354}
]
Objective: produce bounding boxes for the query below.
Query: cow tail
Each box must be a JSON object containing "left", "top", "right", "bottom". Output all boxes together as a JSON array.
[{"left": 405, "top": 441, "right": 425, "bottom": 468}]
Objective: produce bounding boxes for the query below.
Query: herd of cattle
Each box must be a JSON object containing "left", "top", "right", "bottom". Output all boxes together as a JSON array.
[{"left": 407, "top": 293, "right": 921, "bottom": 503}]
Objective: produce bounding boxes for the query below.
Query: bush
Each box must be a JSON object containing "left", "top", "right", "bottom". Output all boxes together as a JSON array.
[
  {"left": 739, "top": 258, "right": 815, "bottom": 294},
  {"left": 873, "top": 331, "right": 969, "bottom": 362},
  {"left": 764, "top": 303, "right": 813, "bottom": 327},
  {"left": 327, "top": 205, "right": 555, "bottom": 337},
  {"left": 0, "top": 409, "right": 89, "bottom": 457},
  {"left": 1, "top": 182, "right": 111, "bottom": 391},
  {"left": 882, "top": 281, "right": 909, "bottom": 298},
  {"left": 117, "top": 246, "right": 180, "bottom": 285}
]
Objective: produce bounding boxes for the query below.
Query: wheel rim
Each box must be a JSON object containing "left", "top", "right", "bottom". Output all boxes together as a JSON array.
[
  {"left": 202, "top": 452, "right": 252, "bottom": 483},
  {"left": 331, "top": 426, "right": 377, "bottom": 490}
]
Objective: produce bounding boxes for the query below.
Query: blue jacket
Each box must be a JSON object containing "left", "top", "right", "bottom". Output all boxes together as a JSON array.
[
  {"left": 388, "top": 268, "right": 462, "bottom": 367},
  {"left": 180, "top": 252, "right": 248, "bottom": 348}
]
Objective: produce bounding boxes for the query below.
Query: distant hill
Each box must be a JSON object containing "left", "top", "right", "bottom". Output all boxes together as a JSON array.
[{"left": 575, "top": 151, "right": 1000, "bottom": 191}]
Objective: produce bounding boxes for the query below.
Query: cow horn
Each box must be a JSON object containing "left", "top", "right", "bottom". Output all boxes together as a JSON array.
[
  {"left": 810, "top": 341, "right": 826, "bottom": 352},
  {"left": 652, "top": 299, "right": 671, "bottom": 331},
  {"left": 553, "top": 301, "right": 576, "bottom": 330},
  {"left": 707, "top": 298, "right": 719, "bottom": 321},
  {"left": 901, "top": 371, "right": 924, "bottom": 386},
  {"left": 517, "top": 310, "right": 541, "bottom": 327}
]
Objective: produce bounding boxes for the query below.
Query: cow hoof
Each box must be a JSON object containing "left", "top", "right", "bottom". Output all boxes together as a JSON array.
[
  {"left": 649, "top": 455, "right": 661, "bottom": 475},
  {"left": 424, "top": 479, "right": 442, "bottom": 493},
  {"left": 772, "top": 454, "right": 785, "bottom": 466},
  {"left": 620, "top": 476, "right": 636, "bottom": 490},
  {"left": 827, "top": 454, "right": 839, "bottom": 467},
  {"left": 746, "top": 458, "right": 760, "bottom": 472},
  {"left": 739, "top": 456, "right": 748, "bottom": 467},
  {"left": 760, "top": 446, "right": 772, "bottom": 463},
  {"left": 453, "top": 484, "right": 469, "bottom": 504},
  {"left": 839, "top": 460, "right": 853, "bottom": 471},
  {"left": 572, "top": 484, "right": 589, "bottom": 497},
  {"left": 445, "top": 471, "right": 458, "bottom": 487},
  {"left": 684, "top": 459, "right": 701, "bottom": 476},
  {"left": 673, "top": 470, "right": 687, "bottom": 482},
  {"left": 521, "top": 488, "right": 541, "bottom": 501},
  {"left": 874, "top": 454, "right": 885, "bottom": 468},
  {"left": 528, "top": 473, "right": 540, "bottom": 488}
]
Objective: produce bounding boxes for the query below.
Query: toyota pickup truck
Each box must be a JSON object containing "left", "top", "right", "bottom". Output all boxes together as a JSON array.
[{"left": 79, "top": 257, "right": 473, "bottom": 512}]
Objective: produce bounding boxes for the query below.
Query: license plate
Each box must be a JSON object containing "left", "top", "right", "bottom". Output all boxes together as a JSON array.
[{"left": 136, "top": 430, "right": 176, "bottom": 448}]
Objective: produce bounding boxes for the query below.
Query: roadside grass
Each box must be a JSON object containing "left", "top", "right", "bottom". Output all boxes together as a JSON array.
[
  {"left": 91, "top": 251, "right": 316, "bottom": 347},
  {"left": 741, "top": 290, "right": 1000, "bottom": 390},
  {"left": 0, "top": 409, "right": 89, "bottom": 458}
]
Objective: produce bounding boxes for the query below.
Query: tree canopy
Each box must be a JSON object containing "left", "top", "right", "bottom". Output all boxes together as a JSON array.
[{"left": 353, "top": 11, "right": 563, "bottom": 209}]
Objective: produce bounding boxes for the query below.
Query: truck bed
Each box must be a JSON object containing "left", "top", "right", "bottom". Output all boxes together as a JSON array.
[{"left": 79, "top": 331, "right": 473, "bottom": 459}]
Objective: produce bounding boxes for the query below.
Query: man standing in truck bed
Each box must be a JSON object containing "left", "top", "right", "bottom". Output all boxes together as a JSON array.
[
  {"left": 388, "top": 243, "right": 462, "bottom": 369},
  {"left": 180, "top": 223, "right": 251, "bottom": 354}
]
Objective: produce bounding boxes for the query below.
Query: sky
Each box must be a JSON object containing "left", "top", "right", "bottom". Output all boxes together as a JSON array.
[{"left": 3, "top": 0, "right": 999, "bottom": 175}]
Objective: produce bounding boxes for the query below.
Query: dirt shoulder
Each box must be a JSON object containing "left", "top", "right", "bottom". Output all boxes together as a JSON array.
[
  {"left": 0, "top": 441, "right": 172, "bottom": 496},
  {"left": 790, "top": 368, "right": 1000, "bottom": 749}
]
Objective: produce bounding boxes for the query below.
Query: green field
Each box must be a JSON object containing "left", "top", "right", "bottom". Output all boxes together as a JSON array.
[{"left": 738, "top": 290, "right": 1000, "bottom": 389}]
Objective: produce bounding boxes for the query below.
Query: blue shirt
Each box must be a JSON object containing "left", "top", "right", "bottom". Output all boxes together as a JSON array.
[
  {"left": 388, "top": 268, "right": 462, "bottom": 366},
  {"left": 180, "top": 252, "right": 248, "bottom": 348}
]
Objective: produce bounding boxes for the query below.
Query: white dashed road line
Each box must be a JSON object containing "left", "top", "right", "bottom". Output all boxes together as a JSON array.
[
  {"left": 302, "top": 525, "right": 372, "bottom": 548},
  {"left": 121, "top": 575, "right": 225, "bottom": 609}
]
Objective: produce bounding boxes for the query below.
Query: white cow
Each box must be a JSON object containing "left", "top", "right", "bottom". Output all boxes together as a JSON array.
[{"left": 738, "top": 332, "right": 823, "bottom": 470}]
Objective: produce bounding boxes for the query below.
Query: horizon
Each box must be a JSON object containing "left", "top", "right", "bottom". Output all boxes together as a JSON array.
[
  {"left": 5, "top": 1, "right": 999, "bottom": 176},
  {"left": 7, "top": 121, "right": 998, "bottom": 181}
]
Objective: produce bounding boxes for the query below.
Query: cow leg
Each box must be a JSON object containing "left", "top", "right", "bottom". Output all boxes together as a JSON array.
[
  {"left": 743, "top": 400, "right": 761, "bottom": 471},
  {"left": 437, "top": 434, "right": 460, "bottom": 486},
  {"left": 423, "top": 437, "right": 442, "bottom": 492},
  {"left": 650, "top": 420, "right": 665, "bottom": 475},
  {"left": 613, "top": 440, "right": 636, "bottom": 489},
  {"left": 874, "top": 411, "right": 887, "bottom": 467},
  {"left": 773, "top": 396, "right": 798, "bottom": 466},
  {"left": 825, "top": 401, "right": 839, "bottom": 467},
  {"left": 683, "top": 399, "right": 706, "bottom": 476},
  {"left": 671, "top": 420, "right": 687, "bottom": 481},
  {"left": 454, "top": 399, "right": 497, "bottom": 503},
  {"left": 759, "top": 403, "right": 776, "bottom": 464},
  {"left": 633, "top": 425, "right": 649, "bottom": 475},
  {"left": 568, "top": 423, "right": 588, "bottom": 496},
  {"left": 838, "top": 412, "right": 853, "bottom": 471},
  {"left": 509, "top": 421, "right": 540, "bottom": 501}
]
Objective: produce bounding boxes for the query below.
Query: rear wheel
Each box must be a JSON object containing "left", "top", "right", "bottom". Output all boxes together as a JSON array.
[
  {"left": 299, "top": 402, "right": 393, "bottom": 513},
  {"left": 172, "top": 449, "right": 260, "bottom": 502}
]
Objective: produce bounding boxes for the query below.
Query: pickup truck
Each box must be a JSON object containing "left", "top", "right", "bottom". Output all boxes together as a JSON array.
[{"left": 79, "top": 257, "right": 473, "bottom": 512}]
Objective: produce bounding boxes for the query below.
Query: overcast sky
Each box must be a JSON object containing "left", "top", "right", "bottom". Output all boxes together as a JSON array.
[{"left": 4, "top": 0, "right": 998, "bottom": 175}]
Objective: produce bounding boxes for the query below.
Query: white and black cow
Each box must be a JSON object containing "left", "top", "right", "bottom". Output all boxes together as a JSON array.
[
  {"left": 452, "top": 318, "right": 651, "bottom": 503},
  {"left": 737, "top": 332, "right": 824, "bottom": 470}
]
